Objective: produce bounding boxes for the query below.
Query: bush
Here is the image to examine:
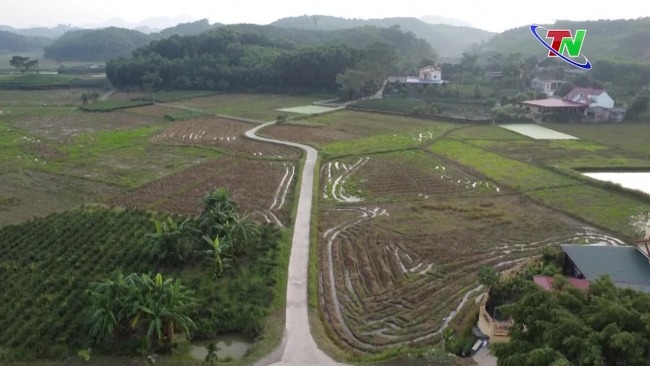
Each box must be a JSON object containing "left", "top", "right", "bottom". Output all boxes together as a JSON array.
[{"left": 485, "top": 98, "right": 498, "bottom": 107}]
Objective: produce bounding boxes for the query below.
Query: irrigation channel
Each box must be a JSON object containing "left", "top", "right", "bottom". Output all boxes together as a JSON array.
[{"left": 246, "top": 122, "right": 341, "bottom": 365}]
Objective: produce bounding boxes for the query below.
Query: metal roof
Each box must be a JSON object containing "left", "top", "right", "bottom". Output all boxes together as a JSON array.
[
  {"left": 561, "top": 245, "right": 650, "bottom": 293},
  {"left": 521, "top": 99, "right": 587, "bottom": 108}
]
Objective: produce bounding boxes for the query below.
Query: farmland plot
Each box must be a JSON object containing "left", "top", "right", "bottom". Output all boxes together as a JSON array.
[
  {"left": 262, "top": 111, "right": 452, "bottom": 149},
  {"left": 318, "top": 197, "right": 625, "bottom": 351},
  {"left": 320, "top": 151, "right": 501, "bottom": 203},
  {"left": 154, "top": 117, "right": 301, "bottom": 158},
  {"left": 1, "top": 106, "right": 163, "bottom": 141},
  {"left": 108, "top": 157, "right": 297, "bottom": 226},
  {"left": 169, "top": 93, "right": 329, "bottom": 121}
]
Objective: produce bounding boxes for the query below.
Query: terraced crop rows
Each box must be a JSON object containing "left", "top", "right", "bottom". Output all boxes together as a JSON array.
[
  {"left": 321, "top": 151, "right": 501, "bottom": 203},
  {"left": 108, "top": 158, "right": 296, "bottom": 225},
  {"left": 154, "top": 117, "right": 301, "bottom": 158},
  {"left": 319, "top": 201, "right": 625, "bottom": 351}
]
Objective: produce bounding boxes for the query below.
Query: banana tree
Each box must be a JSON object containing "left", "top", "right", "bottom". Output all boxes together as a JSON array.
[
  {"left": 147, "top": 217, "right": 199, "bottom": 266},
  {"left": 202, "top": 235, "right": 231, "bottom": 276},
  {"left": 130, "top": 273, "right": 198, "bottom": 348}
]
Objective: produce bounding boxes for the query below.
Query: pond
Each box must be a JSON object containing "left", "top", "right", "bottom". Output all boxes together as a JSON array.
[
  {"left": 190, "top": 334, "right": 253, "bottom": 362},
  {"left": 583, "top": 172, "right": 650, "bottom": 195}
]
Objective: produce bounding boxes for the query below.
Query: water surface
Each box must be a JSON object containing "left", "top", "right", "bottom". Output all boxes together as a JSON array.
[
  {"left": 190, "top": 334, "right": 252, "bottom": 361},
  {"left": 583, "top": 172, "right": 650, "bottom": 195}
]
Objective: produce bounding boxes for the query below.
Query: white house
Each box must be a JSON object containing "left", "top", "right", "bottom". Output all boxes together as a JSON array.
[
  {"left": 531, "top": 78, "right": 564, "bottom": 96},
  {"left": 564, "top": 87, "right": 615, "bottom": 109},
  {"left": 405, "top": 65, "right": 448, "bottom": 85},
  {"left": 419, "top": 65, "right": 442, "bottom": 81}
]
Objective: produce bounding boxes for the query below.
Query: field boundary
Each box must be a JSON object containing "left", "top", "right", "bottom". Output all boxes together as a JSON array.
[{"left": 346, "top": 106, "right": 491, "bottom": 124}]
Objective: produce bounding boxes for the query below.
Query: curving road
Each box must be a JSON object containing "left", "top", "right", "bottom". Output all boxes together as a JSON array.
[{"left": 245, "top": 122, "right": 341, "bottom": 366}]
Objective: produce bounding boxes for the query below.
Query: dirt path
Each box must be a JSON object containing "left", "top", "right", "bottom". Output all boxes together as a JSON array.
[
  {"left": 100, "top": 88, "right": 115, "bottom": 101},
  {"left": 245, "top": 122, "right": 342, "bottom": 365}
]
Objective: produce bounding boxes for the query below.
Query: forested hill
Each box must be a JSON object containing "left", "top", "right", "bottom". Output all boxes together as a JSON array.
[
  {"left": 270, "top": 15, "right": 494, "bottom": 57},
  {"left": 44, "top": 27, "right": 152, "bottom": 61},
  {"left": 476, "top": 18, "right": 650, "bottom": 61},
  {"left": 0, "top": 24, "right": 79, "bottom": 39},
  {"left": 42, "top": 20, "right": 217, "bottom": 61},
  {"left": 107, "top": 26, "right": 426, "bottom": 98},
  {"left": 218, "top": 24, "right": 434, "bottom": 62},
  {"left": 156, "top": 19, "right": 216, "bottom": 39},
  {"left": 0, "top": 30, "right": 52, "bottom": 52}
]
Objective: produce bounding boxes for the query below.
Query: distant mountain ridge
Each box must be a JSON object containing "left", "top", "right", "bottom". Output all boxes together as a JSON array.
[
  {"left": 0, "top": 30, "right": 52, "bottom": 52},
  {"left": 269, "top": 15, "right": 494, "bottom": 57},
  {"left": 82, "top": 15, "right": 197, "bottom": 32},
  {"left": 475, "top": 18, "right": 650, "bottom": 61},
  {"left": 0, "top": 24, "right": 80, "bottom": 39},
  {"left": 42, "top": 19, "right": 220, "bottom": 61},
  {"left": 419, "top": 15, "right": 472, "bottom": 28}
]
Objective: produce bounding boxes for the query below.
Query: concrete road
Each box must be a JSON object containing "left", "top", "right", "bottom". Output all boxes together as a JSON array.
[{"left": 245, "top": 122, "right": 342, "bottom": 366}]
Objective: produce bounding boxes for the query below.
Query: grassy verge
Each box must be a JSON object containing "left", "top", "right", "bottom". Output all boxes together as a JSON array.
[
  {"left": 79, "top": 100, "right": 152, "bottom": 112},
  {"left": 134, "top": 91, "right": 221, "bottom": 103}
]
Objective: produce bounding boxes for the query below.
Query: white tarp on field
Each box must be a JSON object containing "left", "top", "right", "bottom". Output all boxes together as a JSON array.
[
  {"left": 277, "top": 105, "right": 339, "bottom": 115},
  {"left": 499, "top": 124, "right": 579, "bottom": 140}
]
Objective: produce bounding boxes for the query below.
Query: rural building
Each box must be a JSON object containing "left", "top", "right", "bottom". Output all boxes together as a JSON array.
[
  {"left": 531, "top": 78, "right": 564, "bottom": 96},
  {"left": 564, "top": 87, "right": 615, "bottom": 109},
  {"left": 405, "top": 65, "right": 449, "bottom": 85},
  {"left": 520, "top": 98, "right": 588, "bottom": 116},
  {"left": 477, "top": 292, "right": 513, "bottom": 344},
  {"left": 610, "top": 107, "right": 627, "bottom": 122},
  {"left": 561, "top": 245, "right": 650, "bottom": 293}
]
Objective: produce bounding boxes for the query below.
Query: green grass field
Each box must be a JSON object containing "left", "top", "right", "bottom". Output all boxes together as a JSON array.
[
  {"left": 430, "top": 139, "right": 579, "bottom": 190},
  {"left": 545, "top": 122, "right": 650, "bottom": 156},
  {"left": 0, "top": 74, "right": 78, "bottom": 84},
  {"left": 0, "top": 51, "right": 104, "bottom": 72},
  {"left": 79, "top": 100, "right": 151, "bottom": 112},
  {"left": 138, "top": 90, "right": 220, "bottom": 103},
  {"left": 528, "top": 185, "right": 650, "bottom": 237},
  {"left": 0, "top": 89, "right": 96, "bottom": 106},
  {"left": 170, "top": 93, "right": 333, "bottom": 121}
]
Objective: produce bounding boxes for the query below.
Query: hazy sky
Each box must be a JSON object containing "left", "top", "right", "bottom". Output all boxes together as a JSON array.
[{"left": 2, "top": 0, "right": 647, "bottom": 32}]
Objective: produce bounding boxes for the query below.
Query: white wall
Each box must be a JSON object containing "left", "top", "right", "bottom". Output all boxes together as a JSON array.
[{"left": 594, "top": 92, "right": 615, "bottom": 109}]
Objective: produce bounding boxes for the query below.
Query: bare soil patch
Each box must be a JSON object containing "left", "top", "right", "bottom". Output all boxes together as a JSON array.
[
  {"left": 108, "top": 157, "right": 297, "bottom": 226},
  {"left": 154, "top": 117, "right": 301, "bottom": 158}
]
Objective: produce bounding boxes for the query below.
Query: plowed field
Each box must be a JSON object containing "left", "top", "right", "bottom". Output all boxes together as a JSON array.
[{"left": 154, "top": 117, "right": 301, "bottom": 158}]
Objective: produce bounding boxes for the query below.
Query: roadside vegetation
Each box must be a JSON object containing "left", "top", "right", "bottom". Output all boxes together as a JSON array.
[{"left": 0, "top": 190, "right": 287, "bottom": 362}]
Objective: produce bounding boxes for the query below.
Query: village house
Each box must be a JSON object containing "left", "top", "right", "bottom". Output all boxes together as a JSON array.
[
  {"left": 563, "top": 87, "right": 623, "bottom": 122},
  {"left": 531, "top": 77, "right": 564, "bottom": 96},
  {"left": 405, "top": 65, "right": 449, "bottom": 85},
  {"left": 564, "top": 87, "right": 615, "bottom": 109},
  {"left": 477, "top": 242, "right": 650, "bottom": 343}
]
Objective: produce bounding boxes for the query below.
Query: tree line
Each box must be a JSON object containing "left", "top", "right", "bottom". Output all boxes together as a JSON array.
[{"left": 106, "top": 27, "right": 412, "bottom": 98}]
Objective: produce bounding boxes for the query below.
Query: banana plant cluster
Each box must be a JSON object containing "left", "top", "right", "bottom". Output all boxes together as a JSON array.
[
  {"left": 146, "top": 188, "right": 260, "bottom": 278},
  {"left": 88, "top": 271, "right": 198, "bottom": 350}
]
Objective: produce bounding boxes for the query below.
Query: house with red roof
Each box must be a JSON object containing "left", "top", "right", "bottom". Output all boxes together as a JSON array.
[{"left": 564, "top": 87, "right": 615, "bottom": 109}]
